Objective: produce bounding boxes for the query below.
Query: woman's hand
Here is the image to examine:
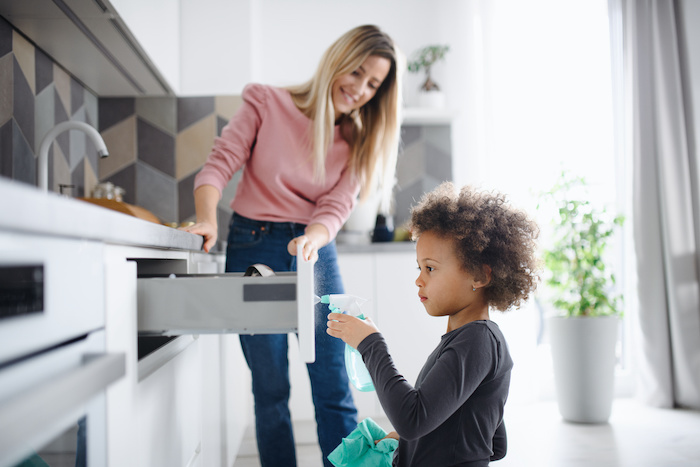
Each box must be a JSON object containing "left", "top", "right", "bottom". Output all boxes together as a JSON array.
[
  {"left": 288, "top": 235, "right": 319, "bottom": 263},
  {"left": 180, "top": 221, "right": 218, "bottom": 253},
  {"left": 183, "top": 185, "right": 220, "bottom": 253},
  {"left": 288, "top": 223, "right": 330, "bottom": 262},
  {"left": 326, "top": 312, "right": 379, "bottom": 349},
  {"left": 375, "top": 431, "right": 399, "bottom": 445}
]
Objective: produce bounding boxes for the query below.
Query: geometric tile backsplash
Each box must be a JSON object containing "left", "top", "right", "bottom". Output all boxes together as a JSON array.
[
  {"left": 1, "top": 15, "right": 452, "bottom": 242},
  {"left": 0, "top": 16, "right": 100, "bottom": 196},
  {"left": 97, "top": 94, "right": 242, "bottom": 229}
]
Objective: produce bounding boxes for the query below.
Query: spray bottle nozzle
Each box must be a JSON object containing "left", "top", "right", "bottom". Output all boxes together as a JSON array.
[{"left": 320, "top": 294, "right": 368, "bottom": 318}]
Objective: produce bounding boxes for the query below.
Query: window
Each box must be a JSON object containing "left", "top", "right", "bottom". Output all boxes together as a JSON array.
[{"left": 463, "top": 0, "right": 633, "bottom": 402}]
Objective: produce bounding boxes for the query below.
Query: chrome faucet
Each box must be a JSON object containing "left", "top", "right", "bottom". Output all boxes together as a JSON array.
[{"left": 37, "top": 121, "right": 109, "bottom": 192}]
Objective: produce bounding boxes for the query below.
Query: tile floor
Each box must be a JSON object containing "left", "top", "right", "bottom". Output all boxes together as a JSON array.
[{"left": 233, "top": 398, "right": 700, "bottom": 466}]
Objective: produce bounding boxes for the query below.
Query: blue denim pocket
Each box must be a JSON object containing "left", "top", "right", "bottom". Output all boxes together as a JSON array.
[{"left": 227, "top": 216, "right": 264, "bottom": 250}]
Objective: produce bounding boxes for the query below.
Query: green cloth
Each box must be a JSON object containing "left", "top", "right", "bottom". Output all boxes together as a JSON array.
[
  {"left": 15, "top": 453, "right": 50, "bottom": 467},
  {"left": 328, "top": 417, "right": 398, "bottom": 467}
]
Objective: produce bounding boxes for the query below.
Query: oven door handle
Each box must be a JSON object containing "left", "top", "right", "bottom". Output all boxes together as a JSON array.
[{"left": 0, "top": 352, "right": 125, "bottom": 465}]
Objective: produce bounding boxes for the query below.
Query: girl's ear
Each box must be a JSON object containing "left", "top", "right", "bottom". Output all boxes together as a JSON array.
[{"left": 474, "top": 264, "right": 492, "bottom": 288}]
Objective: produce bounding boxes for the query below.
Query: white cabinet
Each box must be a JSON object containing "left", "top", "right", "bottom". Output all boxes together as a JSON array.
[
  {"left": 109, "top": 0, "right": 181, "bottom": 94},
  {"left": 104, "top": 245, "right": 251, "bottom": 467}
]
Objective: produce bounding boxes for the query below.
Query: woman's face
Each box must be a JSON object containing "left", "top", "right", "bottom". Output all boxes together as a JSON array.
[{"left": 331, "top": 55, "right": 391, "bottom": 120}]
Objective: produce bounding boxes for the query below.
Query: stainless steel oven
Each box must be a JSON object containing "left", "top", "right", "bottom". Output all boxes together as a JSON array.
[{"left": 0, "top": 232, "right": 125, "bottom": 467}]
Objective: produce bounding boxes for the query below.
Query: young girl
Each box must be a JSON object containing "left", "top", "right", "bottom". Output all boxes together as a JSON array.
[
  {"left": 327, "top": 182, "right": 540, "bottom": 466},
  {"left": 181, "top": 25, "right": 403, "bottom": 467}
]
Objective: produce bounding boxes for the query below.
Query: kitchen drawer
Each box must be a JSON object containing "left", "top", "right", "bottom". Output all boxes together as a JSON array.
[{"left": 137, "top": 247, "right": 315, "bottom": 362}]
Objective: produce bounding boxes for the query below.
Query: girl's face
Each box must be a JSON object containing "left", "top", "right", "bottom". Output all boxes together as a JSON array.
[
  {"left": 331, "top": 55, "right": 391, "bottom": 119},
  {"left": 415, "top": 231, "right": 489, "bottom": 331}
]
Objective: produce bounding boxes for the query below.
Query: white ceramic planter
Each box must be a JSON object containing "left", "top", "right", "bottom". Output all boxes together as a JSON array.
[
  {"left": 548, "top": 316, "right": 619, "bottom": 423},
  {"left": 417, "top": 91, "right": 445, "bottom": 109},
  {"left": 339, "top": 193, "right": 381, "bottom": 245}
]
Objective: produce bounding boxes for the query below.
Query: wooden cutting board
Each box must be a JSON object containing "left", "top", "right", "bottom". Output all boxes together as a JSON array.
[{"left": 78, "top": 198, "right": 162, "bottom": 224}]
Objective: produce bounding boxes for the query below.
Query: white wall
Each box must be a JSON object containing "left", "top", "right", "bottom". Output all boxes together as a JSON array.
[{"left": 112, "top": 0, "right": 478, "bottom": 184}]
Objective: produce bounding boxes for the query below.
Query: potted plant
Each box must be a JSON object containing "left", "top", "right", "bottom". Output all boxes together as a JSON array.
[
  {"left": 538, "top": 171, "right": 625, "bottom": 423},
  {"left": 407, "top": 44, "right": 449, "bottom": 108}
]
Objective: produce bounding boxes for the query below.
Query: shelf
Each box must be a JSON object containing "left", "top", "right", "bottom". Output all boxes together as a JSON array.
[{"left": 402, "top": 107, "right": 458, "bottom": 125}]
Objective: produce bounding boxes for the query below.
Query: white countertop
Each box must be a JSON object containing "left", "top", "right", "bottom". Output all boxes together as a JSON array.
[{"left": 0, "top": 178, "right": 203, "bottom": 251}]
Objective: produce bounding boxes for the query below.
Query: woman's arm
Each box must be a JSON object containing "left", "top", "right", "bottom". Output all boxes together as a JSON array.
[{"left": 180, "top": 184, "right": 220, "bottom": 252}]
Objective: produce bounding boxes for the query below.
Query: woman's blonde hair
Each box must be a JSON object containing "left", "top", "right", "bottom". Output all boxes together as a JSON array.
[{"left": 288, "top": 25, "right": 404, "bottom": 213}]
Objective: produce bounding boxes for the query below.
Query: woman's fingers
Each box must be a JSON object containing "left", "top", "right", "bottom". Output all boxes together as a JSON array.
[
  {"left": 288, "top": 235, "right": 319, "bottom": 262},
  {"left": 179, "top": 222, "right": 217, "bottom": 253}
]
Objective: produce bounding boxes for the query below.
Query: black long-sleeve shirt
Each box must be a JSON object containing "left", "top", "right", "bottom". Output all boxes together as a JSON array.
[{"left": 357, "top": 320, "right": 513, "bottom": 466}]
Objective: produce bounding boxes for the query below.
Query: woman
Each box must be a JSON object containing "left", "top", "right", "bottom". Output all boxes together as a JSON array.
[{"left": 182, "top": 25, "right": 403, "bottom": 467}]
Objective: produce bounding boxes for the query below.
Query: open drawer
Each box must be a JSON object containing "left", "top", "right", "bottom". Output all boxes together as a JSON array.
[{"left": 137, "top": 247, "right": 316, "bottom": 362}]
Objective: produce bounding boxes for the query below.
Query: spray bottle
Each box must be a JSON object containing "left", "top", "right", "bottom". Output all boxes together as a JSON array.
[{"left": 321, "top": 294, "right": 375, "bottom": 392}]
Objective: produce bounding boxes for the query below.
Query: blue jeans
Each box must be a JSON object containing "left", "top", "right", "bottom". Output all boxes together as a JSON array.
[{"left": 226, "top": 213, "right": 358, "bottom": 467}]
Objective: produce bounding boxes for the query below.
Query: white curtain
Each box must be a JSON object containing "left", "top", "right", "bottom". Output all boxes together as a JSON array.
[{"left": 621, "top": 0, "right": 700, "bottom": 409}]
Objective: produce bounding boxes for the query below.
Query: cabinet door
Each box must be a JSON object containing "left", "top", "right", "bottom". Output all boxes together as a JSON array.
[
  {"left": 336, "top": 253, "right": 383, "bottom": 419},
  {"left": 136, "top": 338, "right": 202, "bottom": 467},
  {"left": 375, "top": 252, "right": 447, "bottom": 387}
]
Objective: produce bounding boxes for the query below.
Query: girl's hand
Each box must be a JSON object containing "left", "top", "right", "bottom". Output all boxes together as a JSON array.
[
  {"left": 288, "top": 235, "right": 319, "bottom": 263},
  {"left": 180, "top": 221, "right": 218, "bottom": 253},
  {"left": 375, "top": 431, "right": 399, "bottom": 445},
  {"left": 326, "top": 312, "right": 379, "bottom": 349}
]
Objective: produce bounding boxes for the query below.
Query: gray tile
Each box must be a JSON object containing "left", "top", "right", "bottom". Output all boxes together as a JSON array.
[
  {"left": 0, "top": 53, "right": 12, "bottom": 128},
  {"left": 84, "top": 90, "right": 98, "bottom": 129},
  {"left": 396, "top": 140, "right": 425, "bottom": 188},
  {"left": 98, "top": 98, "right": 134, "bottom": 132},
  {"left": 12, "top": 119, "right": 35, "bottom": 185},
  {"left": 70, "top": 157, "right": 85, "bottom": 197},
  {"left": 0, "top": 18, "right": 10, "bottom": 58},
  {"left": 70, "top": 77, "right": 83, "bottom": 117},
  {"left": 135, "top": 97, "right": 176, "bottom": 135},
  {"left": 217, "top": 116, "right": 228, "bottom": 136},
  {"left": 34, "top": 84, "right": 55, "bottom": 153},
  {"left": 423, "top": 141, "right": 452, "bottom": 181},
  {"left": 136, "top": 161, "right": 176, "bottom": 223},
  {"left": 394, "top": 179, "right": 426, "bottom": 228},
  {"left": 137, "top": 117, "right": 175, "bottom": 177},
  {"left": 68, "top": 107, "right": 87, "bottom": 171},
  {"left": 53, "top": 92, "right": 69, "bottom": 164},
  {"left": 177, "top": 96, "right": 215, "bottom": 132},
  {"left": 177, "top": 170, "right": 197, "bottom": 222},
  {"left": 0, "top": 119, "right": 12, "bottom": 178},
  {"left": 423, "top": 125, "right": 452, "bottom": 157},
  {"left": 34, "top": 47, "right": 53, "bottom": 95},
  {"left": 13, "top": 56, "right": 34, "bottom": 152},
  {"left": 401, "top": 125, "right": 422, "bottom": 146}
]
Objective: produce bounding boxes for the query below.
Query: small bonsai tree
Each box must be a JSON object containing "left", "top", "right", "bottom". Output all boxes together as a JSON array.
[
  {"left": 538, "top": 171, "right": 625, "bottom": 317},
  {"left": 407, "top": 44, "right": 450, "bottom": 92}
]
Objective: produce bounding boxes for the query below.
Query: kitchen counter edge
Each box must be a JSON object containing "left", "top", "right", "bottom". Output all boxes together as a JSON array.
[{"left": 0, "top": 178, "right": 203, "bottom": 251}]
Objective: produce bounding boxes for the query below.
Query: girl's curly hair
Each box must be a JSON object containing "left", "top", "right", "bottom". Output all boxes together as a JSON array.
[{"left": 409, "top": 182, "right": 541, "bottom": 312}]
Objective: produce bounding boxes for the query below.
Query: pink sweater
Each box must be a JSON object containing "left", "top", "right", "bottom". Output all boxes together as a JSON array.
[{"left": 194, "top": 84, "right": 360, "bottom": 239}]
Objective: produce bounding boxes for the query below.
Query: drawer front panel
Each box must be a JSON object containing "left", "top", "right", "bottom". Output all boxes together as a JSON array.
[{"left": 137, "top": 274, "right": 298, "bottom": 335}]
